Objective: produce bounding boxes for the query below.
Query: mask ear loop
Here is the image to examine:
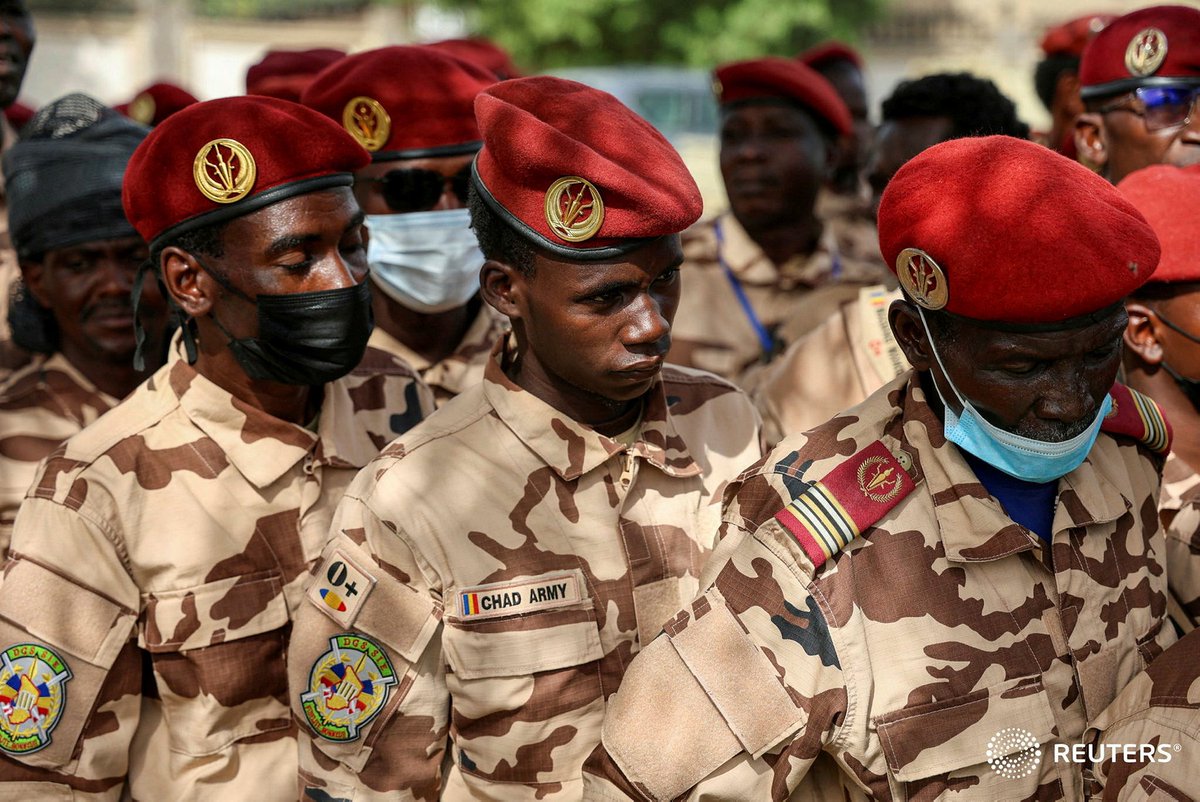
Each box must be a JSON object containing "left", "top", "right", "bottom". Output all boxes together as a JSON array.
[{"left": 915, "top": 305, "right": 970, "bottom": 413}]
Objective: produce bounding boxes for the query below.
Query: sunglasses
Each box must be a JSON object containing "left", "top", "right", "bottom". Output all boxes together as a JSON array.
[
  {"left": 358, "top": 166, "right": 472, "bottom": 213},
  {"left": 1098, "top": 84, "right": 1200, "bottom": 132}
]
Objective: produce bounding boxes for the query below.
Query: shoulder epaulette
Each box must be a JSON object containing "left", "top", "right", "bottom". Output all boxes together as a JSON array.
[
  {"left": 773, "top": 439, "right": 917, "bottom": 571},
  {"left": 1102, "top": 383, "right": 1172, "bottom": 456}
]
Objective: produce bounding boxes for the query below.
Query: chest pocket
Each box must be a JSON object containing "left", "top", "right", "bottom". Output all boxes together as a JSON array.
[
  {"left": 873, "top": 675, "right": 1069, "bottom": 802},
  {"left": 139, "top": 571, "right": 291, "bottom": 757},
  {"left": 441, "top": 570, "right": 605, "bottom": 785}
]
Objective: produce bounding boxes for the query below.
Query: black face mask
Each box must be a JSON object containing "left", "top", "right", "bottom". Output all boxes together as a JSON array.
[
  {"left": 202, "top": 259, "right": 375, "bottom": 386},
  {"left": 1156, "top": 310, "right": 1200, "bottom": 409}
]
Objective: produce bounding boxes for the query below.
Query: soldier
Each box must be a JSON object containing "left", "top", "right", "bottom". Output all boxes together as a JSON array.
[
  {"left": 1117, "top": 164, "right": 1200, "bottom": 631},
  {"left": 799, "top": 41, "right": 872, "bottom": 204},
  {"left": 755, "top": 73, "right": 1031, "bottom": 444},
  {"left": 584, "top": 136, "right": 1176, "bottom": 800},
  {"left": 0, "top": 96, "right": 433, "bottom": 798},
  {"left": 1033, "top": 13, "right": 1114, "bottom": 160},
  {"left": 302, "top": 46, "right": 507, "bottom": 405},
  {"left": 667, "top": 57, "right": 892, "bottom": 386},
  {"left": 0, "top": 0, "right": 35, "bottom": 374},
  {"left": 114, "top": 81, "right": 198, "bottom": 127},
  {"left": 0, "top": 94, "right": 167, "bottom": 552},
  {"left": 1083, "top": 627, "right": 1200, "bottom": 800},
  {"left": 288, "top": 76, "right": 764, "bottom": 800},
  {"left": 246, "top": 47, "right": 346, "bottom": 103},
  {"left": 1075, "top": 4, "right": 1200, "bottom": 185}
]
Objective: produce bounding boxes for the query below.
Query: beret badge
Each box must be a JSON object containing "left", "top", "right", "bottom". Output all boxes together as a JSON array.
[
  {"left": 193, "top": 138, "right": 257, "bottom": 204},
  {"left": 1125, "top": 27, "right": 1168, "bottom": 77},
  {"left": 129, "top": 92, "right": 156, "bottom": 125},
  {"left": 342, "top": 96, "right": 391, "bottom": 152},
  {"left": 544, "top": 176, "right": 605, "bottom": 242},
  {"left": 896, "top": 248, "right": 948, "bottom": 311}
]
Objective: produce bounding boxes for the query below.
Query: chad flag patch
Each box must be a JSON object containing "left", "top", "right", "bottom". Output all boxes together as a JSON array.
[
  {"left": 307, "top": 547, "right": 377, "bottom": 629},
  {"left": 456, "top": 572, "right": 583, "bottom": 621}
]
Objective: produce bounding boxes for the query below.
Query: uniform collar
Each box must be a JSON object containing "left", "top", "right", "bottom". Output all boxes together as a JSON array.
[
  {"left": 367, "top": 303, "right": 506, "bottom": 395},
  {"left": 896, "top": 374, "right": 1133, "bottom": 563},
  {"left": 481, "top": 337, "right": 702, "bottom": 482},
  {"left": 716, "top": 210, "right": 842, "bottom": 289}
]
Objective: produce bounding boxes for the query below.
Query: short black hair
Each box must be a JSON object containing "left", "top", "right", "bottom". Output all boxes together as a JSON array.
[
  {"left": 1033, "top": 54, "right": 1080, "bottom": 111},
  {"left": 467, "top": 182, "right": 536, "bottom": 276},
  {"left": 882, "top": 72, "right": 1030, "bottom": 140}
]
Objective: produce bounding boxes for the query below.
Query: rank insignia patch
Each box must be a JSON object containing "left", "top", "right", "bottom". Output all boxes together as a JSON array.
[
  {"left": 307, "top": 547, "right": 377, "bottom": 628},
  {"left": 0, "top": 643, "right": 72, "bottom": 756},
  {"left": 301, "top": 634, "right": 397, "bottom": 742},
  {"left": 544, "top": 176, "right": 604, "bottom": 242}
]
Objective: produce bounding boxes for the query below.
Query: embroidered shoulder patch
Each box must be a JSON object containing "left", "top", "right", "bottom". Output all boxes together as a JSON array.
[
  {"left": 456, "top": 572, "right": 581, "bottom": 621},
  {"left": 307, "top": 548, "right": 377, "bottom": 628},
  {"left": 1101, "top": 383, "right": 1172, "bottom": 455},
  {"left": 0, "top": 643, "right": 72, "bottom": 756},
  {"left": 300, "top": 634, "right": 397, "bottom": 742},
  {"left": 774, "top": 440, "right": 916, "bottom": 570}
]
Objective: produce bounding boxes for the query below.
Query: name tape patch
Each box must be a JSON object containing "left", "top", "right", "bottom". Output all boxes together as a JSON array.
[
  {"left": 457, "top": 572, "right": 582, "bottom": 621},
  {"left": 307, "top": 548, "right": 377, "bottom": 628}
]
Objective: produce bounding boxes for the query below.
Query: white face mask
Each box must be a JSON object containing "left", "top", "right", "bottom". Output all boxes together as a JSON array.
[{"left": 366, "top": 208, "right": 484, "bottom": 314}]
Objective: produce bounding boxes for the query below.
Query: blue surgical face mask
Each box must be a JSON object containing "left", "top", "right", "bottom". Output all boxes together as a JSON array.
[{"left": 918, "top": 307, "right": 1112, "bottom": 484}]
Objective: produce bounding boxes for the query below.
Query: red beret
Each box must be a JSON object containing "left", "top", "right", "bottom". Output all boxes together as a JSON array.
[
  {"left": 714, "top": 57, "right": 852, "bottom": 138},
  {"left": 302, "top": 45, "right": 495, "bottom": 162},
  {"left": 246, "top": 48, "right": 346, "bottom": 102},
  {"left": 1040, "top": 14, "right": 1115, "bottom": 58},
  {"left": 1079, "top": 5, "right": 1200, "bottom": 99},
  {"left": 123, "top": 96, "right": 369, "bottom": 248},
  {"left": 426, "top": 37, "right": 522, "bottom": 80},
  {"left": 4, "top": 99, "right": 34, "bottom": 130},
  {"left": 879, "top": 136, "right": 1160, "bottom": 328},
  {"left": 798, "top": 41, "right": 864, "bottom": 71},
  {"left": 117, "top": 81, "right": 199, "bottom": 127},
  {"left": 1118, "top": 164, "right": 1200, "bottom": 284},
  {"left": 472, "top": 76, "right": 702, "bottom": 261}
]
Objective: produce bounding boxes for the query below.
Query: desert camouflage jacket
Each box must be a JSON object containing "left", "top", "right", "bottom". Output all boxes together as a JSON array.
[
  {"left": 289, "top": 338, "right": 763, "bottom": 801},
  {"left": 0, "top": 347, "right": 433, "bottom": 800},
  {"left": 0, "top": 353, "right": 116, "bottom": 554},
  {"left": 1160, "top": 453, "right": 1200, "bottom": 629},
  {"left": 366, "top": 302, "right": 508, "bottom": 406},
  {"left": 1084, "top": 626, "right": 1200, "bottom": 801},
  {"left": 666, "top": 211, "right": 892, "bottom": 387},
  {"left": 585, "top": 372, "right": 1176, "bottom": 801}
]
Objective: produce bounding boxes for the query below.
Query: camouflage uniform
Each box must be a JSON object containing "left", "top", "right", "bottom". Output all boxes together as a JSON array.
[
  {"left": 1084, "top": 627, "right": 1200, "bottom": 801},
  {"left": 366, "top": 303, "right": 508, "bottom": 406},
  {"left": 0, "top": 116, "right": 24, "bottom": 376},
  {"left": 667, "top": 212, "right": 891, "bottom": 387},
  {"left": 1160, "top": 453, "right": 1200, "bottom": 630},
  {"left": 289, "top": 338, "right": 763, "bottom": 800},
  {"left": 0, "top": 353, "right": 116, "bottom": 554},
  {"left": 585, "top": 373, "right": 1176, "bottom": 801},
  {"left": 0, "top": 347, "right": 433, "bottom": 800},
  {"left": 753, "top": 284, "right": 905, "bottom": 447}
]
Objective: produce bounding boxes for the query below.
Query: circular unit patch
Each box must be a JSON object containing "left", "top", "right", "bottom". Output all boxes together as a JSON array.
[
  {"left": 300, "top": 633, "right": 397, "bottom": 742},
  {"left": 0, "top": 643, "right": 72, "bottom": 756}
]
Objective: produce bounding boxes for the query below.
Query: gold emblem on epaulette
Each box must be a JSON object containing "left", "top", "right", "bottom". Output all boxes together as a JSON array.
[
  {"left": 342, "top": 96, "right": 391, "bottom": 152},
  {"left": 896, "top": 247, "right": 949, "bottom": 311},
  {"left": 128, "top": 92, "right": 155, "bottom": 125},
  {"left": 193, "top": 138, "right": 257, "bottom": 204},
  {"left": 545, "top": 176, "right": 604, "bottom": 242},
  {"left": 1125, "top": 27, "right": 1168, "bottom": 77},
  {"left": 857, "top": 455, "right": 903, "bottom": 503}
]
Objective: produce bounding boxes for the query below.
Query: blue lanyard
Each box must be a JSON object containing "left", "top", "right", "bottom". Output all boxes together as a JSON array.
[{"left": 715, "top": 219, "right": 775, "bottom": 358}]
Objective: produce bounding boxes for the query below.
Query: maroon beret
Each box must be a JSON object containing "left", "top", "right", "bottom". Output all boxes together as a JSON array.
[
  {"left": 798, "top": 41, "right": 864, "bottom": 71},
  {"left": 4, "top": 99, "right": 34, "bottom": 130},
  {"left": 472, "top": 76, "right": 702, "bottom": 261},
  {"left": 1118, "top": 164, "right": 1200, "bottom": 284},
  {"left": 1040, "top": 14, "right": 1115, "bottom": 58},
  {"left": 1079, "top": 5, "right": 1200, "bottom": 99},
  {"left": 879, "top": 136, "right": 1160, "bottom": 328},
  {"left": 245, "top": 48, "right": 346, "bottom": 102},
  {"left": 426, "top": 37, "right": 522, "bottom": 80},
  {"left": 123, "top": 96, "right": 370, "bottom": 248},
  {"left": 301, "top": 46, "right": 495, "bottom": 162},
  {"left": 714, "top": 57, "right": 852, "bottom": 137},
  {"left": 117, "top": 81, "right": 199, "bottom": 127}
]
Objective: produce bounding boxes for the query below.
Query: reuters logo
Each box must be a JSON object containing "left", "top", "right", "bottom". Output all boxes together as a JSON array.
[{"left": 987, "top": 728, "right": 1041, "bottom": 780}]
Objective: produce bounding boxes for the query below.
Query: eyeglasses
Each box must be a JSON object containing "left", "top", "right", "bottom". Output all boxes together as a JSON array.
[
  {"left": 358, "top": 166, "right": 472, "bottom": 213},
  {"left": 1098, "top": 84, "right": 1200, "bottom": 132}
]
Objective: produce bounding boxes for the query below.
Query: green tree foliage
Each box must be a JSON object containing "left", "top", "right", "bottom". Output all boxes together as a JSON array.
[{"left": 431, "top": 0, "right": 887, "bottom": 69}]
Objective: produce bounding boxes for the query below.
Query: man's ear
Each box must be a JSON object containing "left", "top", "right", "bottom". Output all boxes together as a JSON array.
[
  {"left": 480, "top": 258, "right": 525, "bottom": 320},
  {"left": 1075, "top": 112, "right": 1108, "bottom": 174},
  {"left": 1123, "top": 301, "right": 1164, "bottom": 365},
  {"left": 889, "top": 298, "right": 933, "bottom": 372},
  {"left": 160, "top": 247, "right": 220, "bottom": 319},
  {"left": 18, "top": 259, "right": 50, "bottom": 308}
]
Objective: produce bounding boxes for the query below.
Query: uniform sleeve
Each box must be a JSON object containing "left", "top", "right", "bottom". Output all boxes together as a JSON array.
[
  {"left": 0, "top": 497, "right": 141, "bottom": 800},
  {"left": 1164, "top": 501, "right": 1200, "bottom": 628},
  {"left": 289, "top": 494, "right": 447, "bottom": 801},
  {"left": 583, "top": 519, "right": 849, "bottom": 801}
]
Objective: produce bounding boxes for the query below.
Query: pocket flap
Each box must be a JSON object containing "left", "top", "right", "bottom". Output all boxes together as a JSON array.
[
  {"left": 875, "top": 676, "right": 1057, "bottom": 782},
  {"left": 140, "top": 571, "right": 288, "bottom": 652},
  {"left": 443, "top": 604, "right": 602, "bottom": 680}
]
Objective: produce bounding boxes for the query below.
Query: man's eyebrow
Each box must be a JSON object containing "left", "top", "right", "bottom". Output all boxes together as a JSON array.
[{"left": 264, "top": 234, "right": 317, "bottom": 259}]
